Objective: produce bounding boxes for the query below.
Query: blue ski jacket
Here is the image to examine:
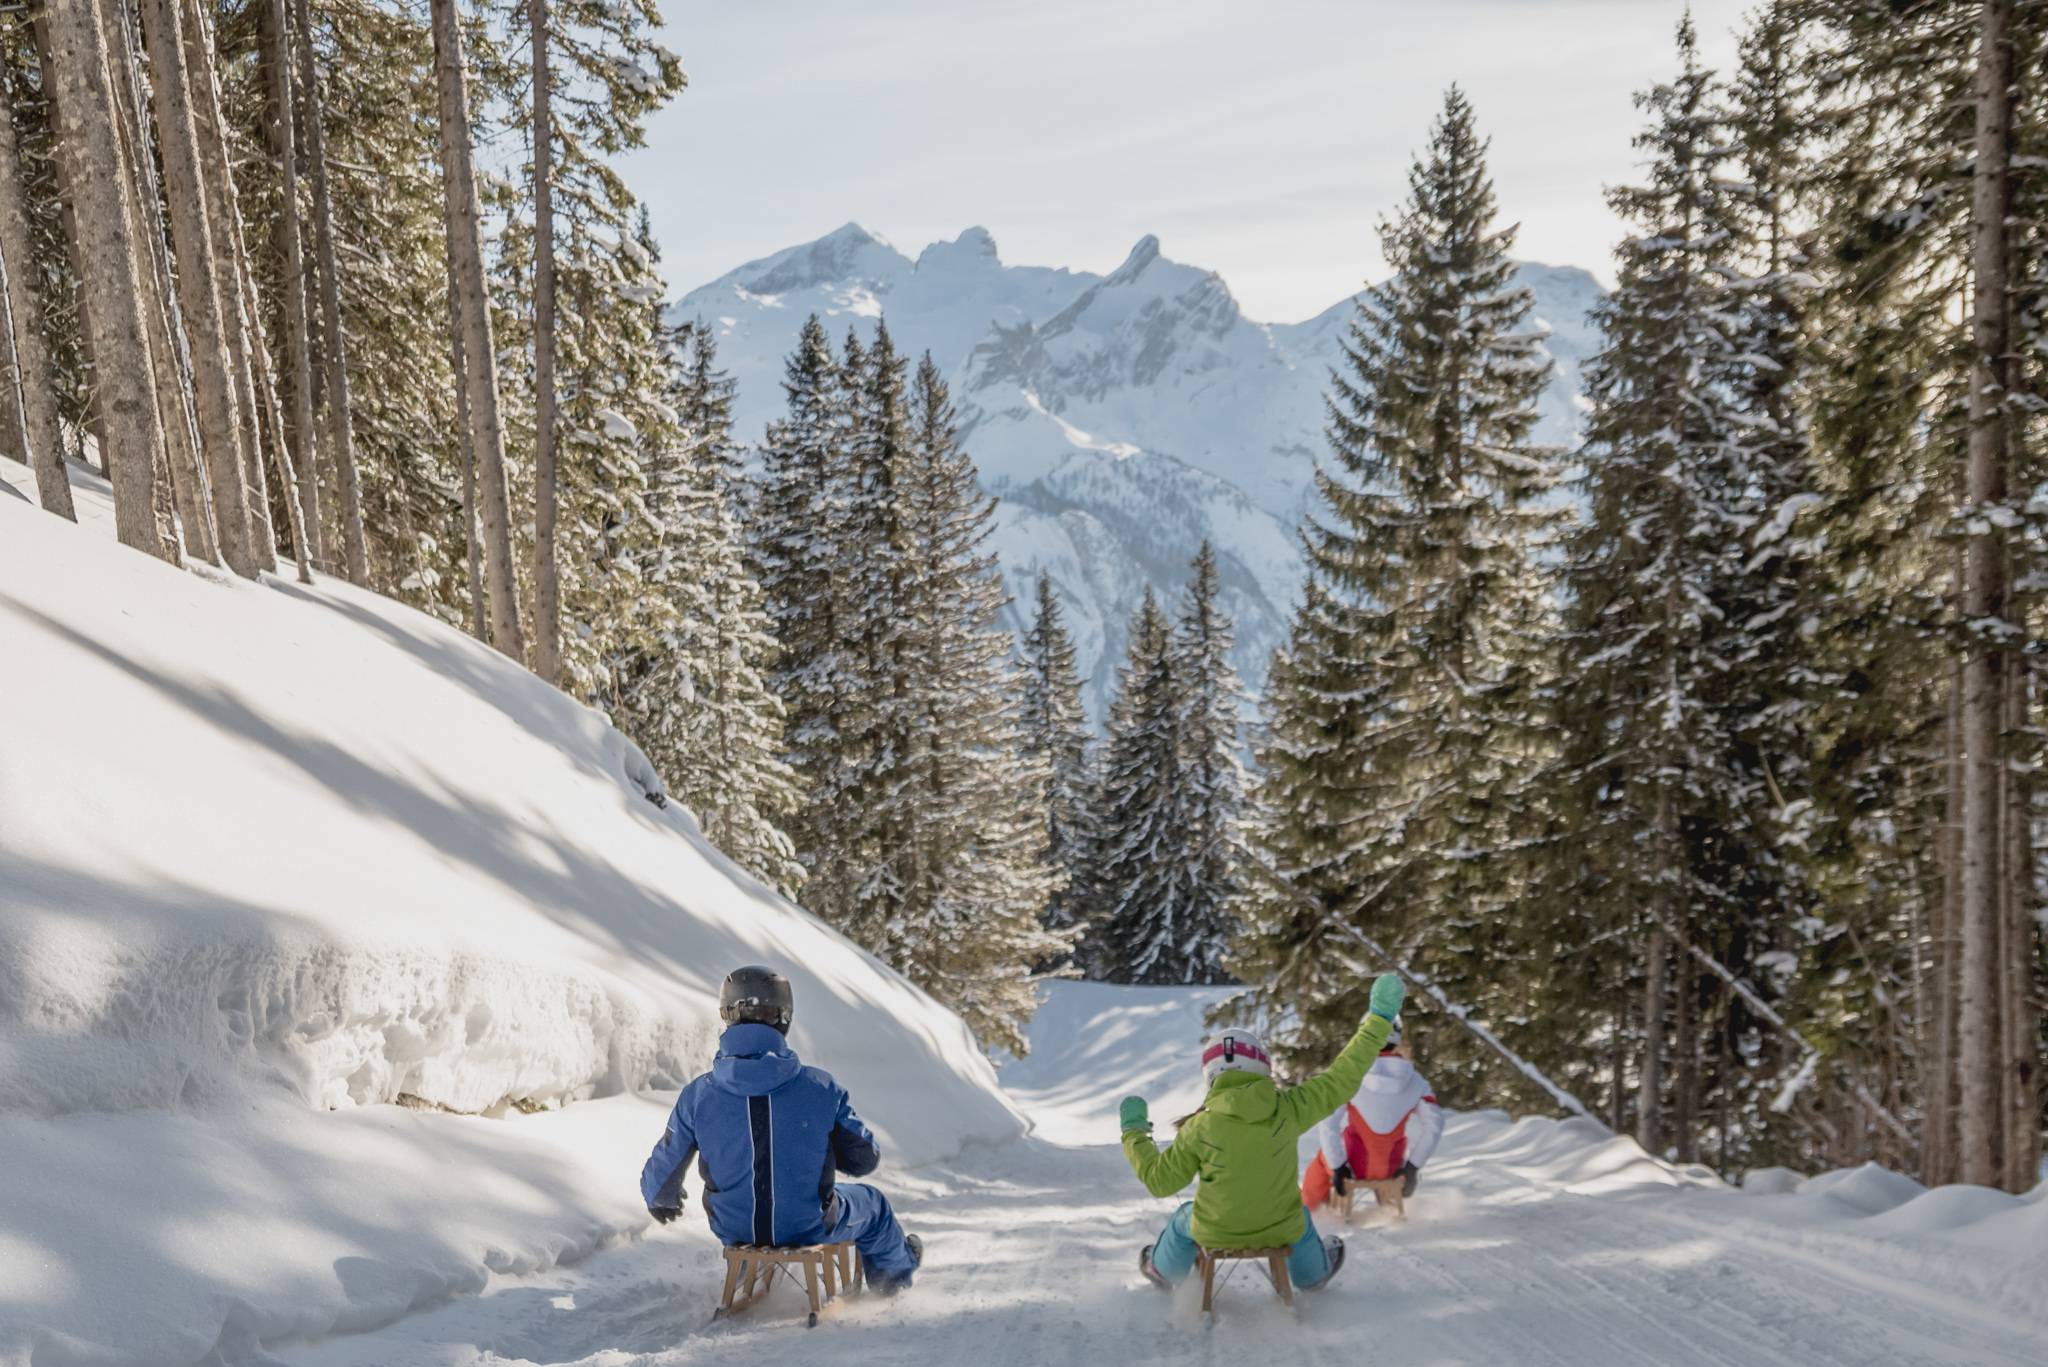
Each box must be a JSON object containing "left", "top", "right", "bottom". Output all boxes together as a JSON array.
[{"left": 639, "top": 1023, "right": 881, "bottom": 1247}]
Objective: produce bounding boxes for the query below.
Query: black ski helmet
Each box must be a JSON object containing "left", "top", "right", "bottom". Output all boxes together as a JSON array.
[{"left": 719, "top": 964, "right": 794, "bottom": 1033}]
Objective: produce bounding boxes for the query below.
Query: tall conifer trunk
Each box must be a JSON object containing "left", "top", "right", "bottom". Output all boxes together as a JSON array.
[
  {"left": 287, "top": 0, "right": 366, "bottom": 585},
  {"left": 137, "top": 0, "right": 258, "bottom": 578},
  {"left": 529, "top": 0, "right": 560, "bottom": 683},
  {"left": 0, "top": 69, "right": 75, "bottom": 519},
  {"left": 261, "top": 0, "right": 322, "bottom": 570},
  {"left": 1958, "top": 0, "right": 2014, "bottom": 1189},
  {"left": 38, "top": 0, "right": 172, "bottom": 560},
  {"left": 99, "top": 0, "right": 213, "bottom": 563},
  {"left": 431, "top": 0, "right": 524, "bottom": 660}
]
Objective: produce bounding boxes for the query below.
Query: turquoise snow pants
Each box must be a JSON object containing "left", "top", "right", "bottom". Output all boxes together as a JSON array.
[{"left": 1147, "top": 1202, "right": 1332, "bottom": 1289}]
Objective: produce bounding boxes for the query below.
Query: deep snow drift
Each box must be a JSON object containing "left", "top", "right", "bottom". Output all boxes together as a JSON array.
[{"left": 0, "top": 459, "right": 1022, "bottom": 1366}]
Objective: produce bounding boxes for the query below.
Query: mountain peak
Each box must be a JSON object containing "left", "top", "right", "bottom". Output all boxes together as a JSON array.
[
  {"left": 916, "top": 226, "right": 1002, "bottom": 273},
  {"left": 1106, "top": 234, "right": 1162, "bottom": 285}
]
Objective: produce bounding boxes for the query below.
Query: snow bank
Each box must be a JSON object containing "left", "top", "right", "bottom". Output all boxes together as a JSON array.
[{"left": 0, "top": 460, "right": 1023, "bottom": 1365}]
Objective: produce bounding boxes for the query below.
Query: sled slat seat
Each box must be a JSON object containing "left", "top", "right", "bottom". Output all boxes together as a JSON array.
[
  {"left": 715, "top": 1242, "right": 863, "bottom": 1327},
  {"left": 1194, "top": 1245, "right": 1293, "bottom": 1313}
]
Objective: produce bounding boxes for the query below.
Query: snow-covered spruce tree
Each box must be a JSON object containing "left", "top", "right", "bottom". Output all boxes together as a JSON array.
[
  {"left": 754, "top": 315, "right": 859, "bottom": 922},
  {"left": 1019, "top": 573, "right": 1095, "bottom": 948},
  {"left": 833, "top": 322, "right": 920, "bottom": 955},
  {"left": 650, "top": 319, "right": 803, "bottom": 896},
  {"left": 1090, "top": 589, "right": 1192, "bottom": 984},
  {"left": 1227, "top": 87, "right": 1561, "bottom": 1071},
  {"left": 1167, "top": 541, "right": 1244, "bottom": 983},
  {"left": 1546, "top": 17, "right": 1801, "bottom": 1165},
  {"left": 890, "top": 353, "right": 1067, "bottom": 1047}
]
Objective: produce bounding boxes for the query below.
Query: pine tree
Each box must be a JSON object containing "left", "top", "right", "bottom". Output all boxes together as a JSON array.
[
  {"left": 755, "top": 315, "right": 858, "bottom": 921},
  {"left": 1228, "top": 87, "right": 1561, "bottom": 1064},
  {"left": 1170, "top": 542, "right": 1245, "bottom": 984},
  {"left": 891, "top": 353, "right": 1066, "bottom": 1047},
  {"left": 634, "top": 319, "right": 803, "bottom": 895},
  {"left": 1090, "top": 589, "right": 1189, "bottom": 983},
  {"left": 1019, "top": 573, "right": 1093, "bottom": 944}
]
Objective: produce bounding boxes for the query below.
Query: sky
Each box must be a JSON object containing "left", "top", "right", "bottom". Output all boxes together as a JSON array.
[{"left": 627, "top": 0, "right": 1752, "bottom": 324}]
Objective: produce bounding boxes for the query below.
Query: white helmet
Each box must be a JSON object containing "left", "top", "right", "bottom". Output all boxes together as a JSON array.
[{"left": 1201, "top": 1030, "right": 1273, "bottom": 1084}]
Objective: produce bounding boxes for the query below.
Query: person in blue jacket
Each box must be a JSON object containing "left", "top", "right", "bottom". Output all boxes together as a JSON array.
[{"left": 640, "top": 965, "right": 924, "bottom": 1291}]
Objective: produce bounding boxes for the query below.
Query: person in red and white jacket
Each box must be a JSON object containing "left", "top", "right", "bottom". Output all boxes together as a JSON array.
[{"left": 1299, "top": 1017, "right": 1443, "bottom": 1208}]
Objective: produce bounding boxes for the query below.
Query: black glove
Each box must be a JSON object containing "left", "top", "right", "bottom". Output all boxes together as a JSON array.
[
  {"left": 1331, "top": 1161, "right": 1353, "bottom": 1196},
  {"left": 649, "top": 1203, "right": 683, "bottom": 1225},
  {"left": 1399, "top": 1161, "right": 1419, "bottom": 1198}
]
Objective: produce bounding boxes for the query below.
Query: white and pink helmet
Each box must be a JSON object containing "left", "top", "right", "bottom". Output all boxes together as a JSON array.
[{"left": 1201, "top": 1030, "right": 1273, "bottom": 1084}]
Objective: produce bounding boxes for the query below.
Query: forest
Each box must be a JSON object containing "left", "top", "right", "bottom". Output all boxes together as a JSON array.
[{"left": 2, "top": 0, "right": 2041, "bottom": 1194}]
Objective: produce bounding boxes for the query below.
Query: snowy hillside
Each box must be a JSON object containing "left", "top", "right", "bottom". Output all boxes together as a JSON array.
[
  {"left": 0, "top": 458, "right": 1022, "bottom": 1365},
  {"left": 675, "top": 224, "right": 1603, "bottom": 718}
]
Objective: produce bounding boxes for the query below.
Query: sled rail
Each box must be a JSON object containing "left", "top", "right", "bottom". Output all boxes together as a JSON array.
[
  {"left": 1338, "top": 1177, "right": 1407, "bottom": 1222},
  {"left": 715, "top": 1242, "right": 863, "bottom": 1327}
]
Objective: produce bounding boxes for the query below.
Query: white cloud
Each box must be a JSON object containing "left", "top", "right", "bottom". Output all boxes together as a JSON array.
[{"left": 631, "top": 0, "right": 1748, "bottom": 320}]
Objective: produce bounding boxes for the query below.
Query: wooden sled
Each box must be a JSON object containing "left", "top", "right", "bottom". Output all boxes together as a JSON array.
[
  {"left": 1336, "top": 1176, "right": 1407, "bottom": 1223},
  {"left": 1194, "top": 1245, "right": 1293, "bottom": 1314},
  {"left": 714, "top": 1242, "right": 863, "bottom": 1328}
]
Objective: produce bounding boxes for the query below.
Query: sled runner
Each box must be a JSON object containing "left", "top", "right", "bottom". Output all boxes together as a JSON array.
[
  {"left": 714, "top": 1243, "right": 864, "bottom": 1327},
  {"left": 1194, "top": 1245, "right": 1294, "bottom": 1314}
]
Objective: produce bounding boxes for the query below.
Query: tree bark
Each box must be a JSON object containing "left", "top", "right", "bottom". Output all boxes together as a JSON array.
[
  {"left": 260, "top": 0, "right": 322, "bottom": 570},
  {"left": 38, "top": 0, "right": 172, "bottom": 559},
  {"left": 1958, "top": 0, "right": 2014, "bottom": 1190},
  {"left": 1927, "top": 662, "right": 1964, "bottom": 1185},
  {"left": 0, "top": 69, "right": 76, "bottom": 518},
  {"left": 99, "top": 0, "right": 214, "bottom": 563},
  {"left": 287, "top": 0, "right": 366, "bottom": 585},
  {"left": 1638, "top": 924, "right": 1668, "bottom": 1155},
  {"left": 179, "top": 0, "right": 278, "bottom": 571},
  {"left": 444, "top": 236, "right": 483, "bottom": 639},
  {"left": 2001, "top": 663, "right": 2037, "bottom": 1191},
  {"left": 529, "top": 0, "right": 560, "bottom": 683},
  {"left": 136, "top": 0, "right": 262, "bottom": 577},
  {"left": 431, "top": 0, "right": 524, "bottom": 659},
  {"left": 1673, "top": 962, "right": 1698, "bottom": 1164}
]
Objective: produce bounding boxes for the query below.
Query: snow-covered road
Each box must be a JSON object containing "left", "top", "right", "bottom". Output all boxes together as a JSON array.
[{"left": 278, "top": 986, "right": 2048, "bottom": 1367}]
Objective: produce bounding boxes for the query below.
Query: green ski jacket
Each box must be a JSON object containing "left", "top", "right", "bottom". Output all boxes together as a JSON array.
[{"left": 1121, "top": 1013, "right": 1395, "bottom": 1249}]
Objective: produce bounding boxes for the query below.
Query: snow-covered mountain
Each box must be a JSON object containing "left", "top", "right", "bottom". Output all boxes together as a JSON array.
[{"left": 676, "top": 224, "right": 1603, "bottom": 722}]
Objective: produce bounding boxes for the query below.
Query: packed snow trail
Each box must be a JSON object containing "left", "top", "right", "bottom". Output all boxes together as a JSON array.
[{"left": 278, "top": 985, "right": 2047, "bottom": 1367}]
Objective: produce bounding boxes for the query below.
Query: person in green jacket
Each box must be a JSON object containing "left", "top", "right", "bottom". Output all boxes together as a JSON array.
[{"left": 1120, "top": 973, "right": 1405, "bottom": 1292}]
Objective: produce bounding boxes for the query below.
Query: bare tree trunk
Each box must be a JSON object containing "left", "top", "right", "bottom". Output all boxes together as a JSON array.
[
  {"left": 0, "top": 70, "right": 75, "bottom": 518},
  {"left": 1638, "top": 924, "right": 1668, "bottom": 1155},
  {"left": 260, "top": 0, "right": 321, "bottom": 570},
  {"left": 179, "top": 0, "right": 278, "bottom": 571},
  {"left": 0, "top": 257, "right": 26, "bottom": 460},
  {"left": 39, "top": 0, "right": 171, "bottom": 559},
  {"left": 431, "top": 0, "right": 523, "bottom": 659},
  {"left": 529, "top": 0, "right": 560, "bottom": 683},
  {"left": 444, "top": 243, "right": 483, "bottom": 639},
  {"left": 1927, "top": 662, "right": 1963, "bottom": 1185},
  {"left": 287, "top": 0, "right": 365, "bottom": 585},
  {"left": 1959, "top": 0, "right": 2014, "bottom": 1190},
  {"left": 136, "top": 0, "right": 264, "bottom": 578},
  {"left": 100, "top": 0, "right": 214, "bottom": 563},
  {"left": 2002, "top": 663, "right": 2038, "bottom": 1191},
  {"left": 1673, "top": 962, "right": 1698, "bottom": 1164}
]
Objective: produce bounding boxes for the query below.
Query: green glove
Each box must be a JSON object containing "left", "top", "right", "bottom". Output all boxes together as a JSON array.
[
  {"left": 1119, "top": 1095, "right": 1151, "bottom": 1134},
  {"left": 1369, "top": 972, "right": 1405, "bottom": 1022}
]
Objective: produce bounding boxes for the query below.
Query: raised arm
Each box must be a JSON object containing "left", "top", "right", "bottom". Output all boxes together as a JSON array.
[{"left": 1276, "top": 974, "right": 1405, "bottom": 1137}]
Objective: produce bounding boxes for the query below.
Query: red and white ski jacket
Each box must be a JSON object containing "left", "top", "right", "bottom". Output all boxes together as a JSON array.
[{"left": 1314, "top": 1054, "right": 1442, "bottom": 1178}]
